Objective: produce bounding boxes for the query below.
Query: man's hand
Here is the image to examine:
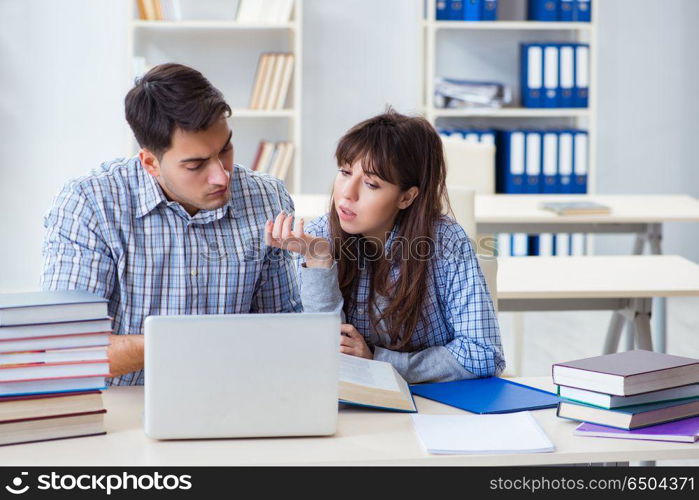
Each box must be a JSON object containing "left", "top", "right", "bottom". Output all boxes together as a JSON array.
[
  {"left": 265, "top": 211, "right": 333, "bottom": 268},
  {"left": 107, "top": 334, "right": 144, "bottom": 377},
  {"left": 340, "top": 324, "right": 373, "bottom": 360}
]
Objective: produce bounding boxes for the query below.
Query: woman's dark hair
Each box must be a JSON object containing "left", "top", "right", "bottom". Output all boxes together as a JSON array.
[
  {"left": 124, "top": 63, "right": 231, "bottom": 158},
  {"left": 329, "top": 109, "right": 450, "bottom": 351}
]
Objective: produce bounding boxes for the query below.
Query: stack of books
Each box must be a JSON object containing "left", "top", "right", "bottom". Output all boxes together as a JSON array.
[
  {"left": 553, "top": 350, "right": 699, "bottom": 442},
  {"left": 248, "top": 53, "right": 295, "bottom": 111},
  {"left": 0, "top": 290, "right": 111, "bottom": 446},
  {"left": 251, "top": 141, "right": 295, "bottom": 181}
]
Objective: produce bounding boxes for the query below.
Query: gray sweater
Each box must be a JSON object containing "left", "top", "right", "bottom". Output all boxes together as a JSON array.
[{"left": 299, "top": 262, "right": 479, "bottom": 384}]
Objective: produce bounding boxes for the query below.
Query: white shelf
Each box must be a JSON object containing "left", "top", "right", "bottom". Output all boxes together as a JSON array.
[
  {"left": 231, "top": 109, "right": 296, "bottom": 118},
  {"left": 127, "top": 0, "right": 304, "bottom": 193},
  {"left": 131, "top": 20, "right": 296, "bottom": 30},
  {"left": 426, "top": 21, "right": 592, "bottom": 31},
  {"left": 429, "top": 107, "right": 591, "bottom": 118}
]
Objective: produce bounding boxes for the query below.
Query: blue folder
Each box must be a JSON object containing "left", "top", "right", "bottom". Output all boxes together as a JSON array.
[{"left": 410, "top": 377, "right": 560, "bottom": 414}]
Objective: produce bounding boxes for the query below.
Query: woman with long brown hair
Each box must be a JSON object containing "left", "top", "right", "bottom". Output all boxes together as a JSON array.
[{"left": 266, "top": 109, "right": 504, "bottom": 383}]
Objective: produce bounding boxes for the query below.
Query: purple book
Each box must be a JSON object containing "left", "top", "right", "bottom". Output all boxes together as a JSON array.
[{"left": 574, "top": 417, "right": 699, "bottom": 443}]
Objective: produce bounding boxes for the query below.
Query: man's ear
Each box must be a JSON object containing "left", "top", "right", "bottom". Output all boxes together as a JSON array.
[
  {"left": 139, "top": 149, "right": 161, "bottom": 177},
  {"left": 398, "top": 187, "right": 419, "bottom": 210}
]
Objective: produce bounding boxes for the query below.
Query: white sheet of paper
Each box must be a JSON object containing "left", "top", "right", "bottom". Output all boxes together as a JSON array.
[
  {"left": 339, "top": 353, "right": 400, "bottom": 393},
  {"left": 410, "top": 412, "right": 555, "bottom": 454}
]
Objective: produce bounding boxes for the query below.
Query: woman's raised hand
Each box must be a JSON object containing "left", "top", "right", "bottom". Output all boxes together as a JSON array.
[{"left": 265, "top": 212, "right": 333, "bottom": 267}]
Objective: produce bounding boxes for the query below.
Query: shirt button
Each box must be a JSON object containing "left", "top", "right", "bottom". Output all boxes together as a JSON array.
[
  {"left": 357, "top": 308, "right": 364, "bottom": 314},
  {"left": 191, "top": 270, "right": 198, "bottom": 276}
]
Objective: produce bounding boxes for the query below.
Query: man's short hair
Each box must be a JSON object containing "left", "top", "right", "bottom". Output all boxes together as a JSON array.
[{"left": 125, "top": 63, "right": 232, "bottom": 158}]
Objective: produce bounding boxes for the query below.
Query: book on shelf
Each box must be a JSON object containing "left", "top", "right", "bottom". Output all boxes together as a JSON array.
[
  {"left": 557, "top": 396, "right": 699, "bottom": 430},
  {"left": 541, "top": 201, "right": 610, "bottom": 216},
  {"left": 251, "top": 141, "right": 294, "bottom": 181},
  {"left": 136, "top": 0, "right": 182, "bottom": 21},
  {"left": 0, "top": 410, "right": 106, "bottom": 446},
  {"left": 0, "top": 290, "right": 108, "bottom": 327},
  {"left": 0, "top": 390, "right": 104, "bottom": 422},
  {"left": 558, "top": 383, "right": 699, "bottom": 409},
  {"left": 274, "top": 142, "right": 295, "bottom": 182},
  {"left": 338, "top": 354, "right": 416, "bottom": 412},
  {"left": 552, "top": 350, "right": 699, "bottom": 396},
  {"left": 248, "top": 53, "right": 294, "bottom": 111},
  {"left": 574, "top": 416, "right": 699, "bottom": 443}
]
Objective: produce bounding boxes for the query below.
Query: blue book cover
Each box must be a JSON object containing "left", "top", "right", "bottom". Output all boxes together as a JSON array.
[
  {"left": 542, "top": 43, "right": 560, "bottom": 108},
  {"left": 557, "top": 129, "right": 574, "bottom": 192},
  {"left": 411, "top": 377, "right": 560, "bottom": 414},
  {"left": 496, "top": 130, "right": 526, "bottom": 194},
  {"left": 540, "top": 131, "right": 559, "bottom": 193},
  {"left": 558, "top": 43, "right": 575, "bottom": 108},
  {"left": 573, "top": 43, "right": 590, "bottom": 107},
  {"left": 524, "top": 130, "right": 542, "bottom": 193},
  {"left": 576, "top": 0, "right": 591, "bottom": 21},
  {"left": 463, "top": 0, "right": 480, "bottom": 20},
  {"left": 559, "top": 0, "right": 575, "bottom": 21},
  {"left": 448, "top": 0, "right": 465, "bottom": 20},
  {"left": 527, "top": 0, "right": 558, "bottom": 21},
  {"left": 436, "top": 0, "right": 450, "bottom": 20},
  {"left": 572, "top": 129, "right": 588, "bottom": 194},
  {"left": 480, "top": 0, "right": 497, "bottom": 20},
  {"left": 520, "top": 43, "right": 544, "bottom": 108}
]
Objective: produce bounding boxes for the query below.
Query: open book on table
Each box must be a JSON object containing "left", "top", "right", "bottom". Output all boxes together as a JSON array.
[{"left": 338, "top": 354, "right": 416, "bottom": 413}]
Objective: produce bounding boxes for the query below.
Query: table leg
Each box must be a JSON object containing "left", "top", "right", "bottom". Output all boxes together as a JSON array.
[
  {"left": 648, "top": 224, "right": 666, "bottom": 353},
  {"left": 632, "top": 298, "right": 654, "bottom": 351},
  {"left": 624, "top": 320, "right": 636, "bottom": 351},
  {"left": 603, "top": 312, "right": 625, "bottom": 354},
  {"left": 621, "top": 233, "right": 648, "bottom": 349}
]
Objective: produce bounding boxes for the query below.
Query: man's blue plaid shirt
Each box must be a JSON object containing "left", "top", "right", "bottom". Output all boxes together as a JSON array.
[{"left": 41, "top": 157, "right": 301, "bottom": 385}]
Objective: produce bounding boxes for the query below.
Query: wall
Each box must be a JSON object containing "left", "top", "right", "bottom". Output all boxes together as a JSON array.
[{"left": 0, "top": 0, "right": 697, "bottom": 291}]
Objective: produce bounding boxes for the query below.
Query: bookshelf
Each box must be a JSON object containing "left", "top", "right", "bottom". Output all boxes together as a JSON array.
[
  {"left": 421, "top": 0, "right": 598, "bottom": 200},
  {"left": 126, "top": 0, "right": 303, "bottom": 193}
]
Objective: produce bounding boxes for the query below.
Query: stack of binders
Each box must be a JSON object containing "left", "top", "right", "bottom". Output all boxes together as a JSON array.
[
  {"left": 436, "top": 0, "right": 498, "bottom": 21},
  {"left": 527, "top": 0, "right": 592, "bottom": 22},
  {"left": 0, "top": 290, "right": 111, "bottom": 446},
  {"left": 553, "top": 350, "right": 699, "bottom": 441},
  {"left": 495, "top": 128, "right": 588, "bottom": 257},
  {"left": 520, "top": 42, "right": 589, "bottom": 108}
]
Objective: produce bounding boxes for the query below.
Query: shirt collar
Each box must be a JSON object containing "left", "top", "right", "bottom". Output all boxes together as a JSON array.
[{"left": 134, "top": 160, "right": 245, "bottom": 222}]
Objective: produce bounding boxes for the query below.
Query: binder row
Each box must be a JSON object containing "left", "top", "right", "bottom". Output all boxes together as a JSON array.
[
  {"left": 528, "top": 0, "right": 592, "bottom": 22},
  {"left": 521, "top": 42, "right": 589, "bottom": 108},
  {"left": 438, "top": 128, "right": 496, "bottom": 145},
  {"left": 497, "top": 129, "right": 588, "bottom": 195},
  {"left": 436, "top": 0, "right": 498, "bottom": 21},
  {"left": 498, "top": 233, "right": 587, "bottom": 257}
]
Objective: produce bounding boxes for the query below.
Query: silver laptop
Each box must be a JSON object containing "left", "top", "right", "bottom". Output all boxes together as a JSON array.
[{"left": 143, "top": 312, "right": 340, "bottom": 439}]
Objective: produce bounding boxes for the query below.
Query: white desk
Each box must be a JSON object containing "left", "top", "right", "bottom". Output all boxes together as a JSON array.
[
  {"left": 4, "top": 377, "right": 699, "bottom": 466},
  {"left": 497, "top": 255, "right": 699, "bottom": 354}
]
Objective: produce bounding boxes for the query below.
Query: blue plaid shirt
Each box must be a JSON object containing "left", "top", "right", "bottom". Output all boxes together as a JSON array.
[
  {"left": 41, "top": 157, "right": 301, "bottom": 386},
  {"left": 304, "top": 214, "right": 505, "bottom": 378}
]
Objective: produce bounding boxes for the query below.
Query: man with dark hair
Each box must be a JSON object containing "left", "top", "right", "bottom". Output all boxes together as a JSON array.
[{"left": 41, "top": 63, "right": 301, "bottom": 385}]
